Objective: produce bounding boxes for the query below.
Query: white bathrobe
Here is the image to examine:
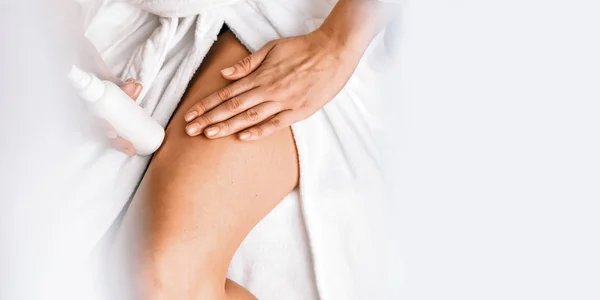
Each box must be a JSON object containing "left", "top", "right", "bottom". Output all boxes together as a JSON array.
[{"left": 73, "top": 0, "right": 396, "bottom": 299}]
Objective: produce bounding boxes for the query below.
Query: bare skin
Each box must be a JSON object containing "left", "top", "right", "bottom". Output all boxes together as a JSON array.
[
  {"left": 110, "top": 1, "right": 397, "bottom": 298},
  {"left": 111, "top": 31, "right": 298, "bottom": 299},
  {"left": 184, "top": 0, "right": 396, "bottom": 141}
]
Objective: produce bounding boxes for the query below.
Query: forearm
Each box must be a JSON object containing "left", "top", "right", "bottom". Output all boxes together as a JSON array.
[{"left": 319, "top": 0, "right": 398, "bottom": 57}]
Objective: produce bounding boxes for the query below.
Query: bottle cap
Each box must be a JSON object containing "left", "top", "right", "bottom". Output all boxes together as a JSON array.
[{"left": 68, "top": 66, "right": 105, "bottom": 103}]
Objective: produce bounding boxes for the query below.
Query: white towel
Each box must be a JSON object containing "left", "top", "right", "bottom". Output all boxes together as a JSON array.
[{"left": 74, "top": 0, "right": 396, "bottom": 299}]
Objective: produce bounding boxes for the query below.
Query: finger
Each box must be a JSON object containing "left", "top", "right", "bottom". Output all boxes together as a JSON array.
[
  {"left": 220, "top": 41, "right": 276, "bottom": 80},
  {"left": 120, "top": 79, "right": 143, "bottom": 101},
  {"left": 110, "top": 137, "right": 136, "bottom": 156},
  {"left": 185, "top": 89, "right": 265, "bottom": 136},
  {"left": 184, "top": 78, "right": 255, "bottom": 123},
  {"left": 203, "top": 102, "right": 284, "bottom": 139},
  {"left": 237, "top": 110, "right": 298, "bottom": 141}
]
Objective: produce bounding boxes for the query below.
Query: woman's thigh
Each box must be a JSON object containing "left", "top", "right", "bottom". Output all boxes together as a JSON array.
[{"left": 112, "top": 31, "right": 299, "bottom": 298}]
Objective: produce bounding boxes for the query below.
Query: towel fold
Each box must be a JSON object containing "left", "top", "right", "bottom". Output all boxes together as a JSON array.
[{"left": 75, "top": 0, "right": 395, "bottom": 299}]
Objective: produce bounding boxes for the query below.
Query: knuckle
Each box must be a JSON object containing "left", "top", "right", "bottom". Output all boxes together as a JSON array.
[
  {"left": 254, "top": 72, "right": 268, "bottom": 83},
  {"left": 195, "top": 101, "right": 208, "bottom": 114},
  {"left": 269, "top": 118, "right": 282, "bottom": 128},
  {"left": 239, "top": 56, "right": 253, "bottom": 72},
  {"left": 298, "top": 101, "right": 310, "bottom": 110},
  {"left": 235, "top": 78, "right": 253, "bottom": 93},
  {"left": 275, "top": 101, "right": 288, "bottom": 111},
  {"left": 226, "top": 97, "right": 242, "bottom": 111},
  {"left": 217, "top": 87, "right": 231, "bottom": 101},
  {"left": 243, "top": 78, "right": 256, "bottom": 89},
  {"left": 245, "top": 108, "right": 260, "bottom": 121},
  {"left": 254, "top": 126, "right": 265, "bottom": 137},
  {"left": 220, "top": 121, "right": 230, "bottom": 131},
  {"left": 198, "top": 115, "right": 212, "bottom": 126}
]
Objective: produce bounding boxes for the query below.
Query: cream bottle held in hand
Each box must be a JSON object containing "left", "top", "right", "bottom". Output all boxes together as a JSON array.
[{"left": 68, "top": 66, "right": 165, "bottom": 155}]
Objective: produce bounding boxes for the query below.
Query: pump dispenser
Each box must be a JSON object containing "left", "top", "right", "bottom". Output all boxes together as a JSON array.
[{"left": 68, "top": 66, "right": 165, "bottom": 155}]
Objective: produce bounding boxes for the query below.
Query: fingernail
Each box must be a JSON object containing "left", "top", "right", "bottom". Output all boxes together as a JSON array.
[
  {"left": 125, "top": 78, "right": 135, "bottom": 84},
  {"left": 186, "top": 123, "right": 200, "bottom": 135},
  {"left": 106, "top": 131, "right": 118, "bottom": 139},
  {"left": 205, "top": 127, "right": 219, "bottom": 137},
  {"left": 239, "top": 132, "right": 251, "bottom": 141},
  {"left": 126, "top": 149, "right": 135, "bottom": 157},
  {"left": 184, "top": 111, "right": 198, "bottom": 122},
  {"left": 221, "top": 67, "right": 234, "bottom": 76},
  {"left": 134, "top": 84, "right": 143, "bottom": 97}
]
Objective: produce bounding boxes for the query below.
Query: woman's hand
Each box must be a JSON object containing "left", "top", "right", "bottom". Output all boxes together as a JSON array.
[
  {"left": 103, "top": 80, "right": 143, "bottom": 156},
  {"left": 77, "top": 43, "right": 144, "bottom": 156},
  {"left": 183, "top": 0, "right": 395, "bottom": 140},
  {"left": 183, "top": 29, "right": 362, "bottom": 141},
  {"left": 56, "top": 0, "right": 144, "bottom": 155}
]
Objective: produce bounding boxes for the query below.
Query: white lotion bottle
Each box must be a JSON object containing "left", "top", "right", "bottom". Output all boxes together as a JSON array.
[{"left": 68, "top": 66, "right": 165, "bottom": 156}]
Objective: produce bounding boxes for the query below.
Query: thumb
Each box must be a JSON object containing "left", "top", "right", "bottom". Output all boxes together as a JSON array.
[
  {"left": 220, "top": 42, "right": 275, "bottom": 80},
  {"left": 120, "top": 79, "right": 143, "bottom": 101}
]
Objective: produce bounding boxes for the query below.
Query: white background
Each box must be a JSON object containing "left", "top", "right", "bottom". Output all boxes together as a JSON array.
[
  {"left": 1, "top": 1, "right": 599, "bottom": 299},
  {"left": 383, "top": 1, "right": 600, "bottom": 299}
]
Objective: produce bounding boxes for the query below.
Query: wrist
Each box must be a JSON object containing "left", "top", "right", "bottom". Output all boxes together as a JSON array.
[
  {"left": 308, "top": 28, "right": 363, "bottom": 67},
  {"left": 317, "top": 22, "right": 370, "bottom": 54},
  {"left": 317, "top": 0, "right": 393, "bottom": 54}
]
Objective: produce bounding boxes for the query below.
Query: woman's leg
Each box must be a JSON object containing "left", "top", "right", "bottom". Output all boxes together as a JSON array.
[{"left": 112, "top": 31, "right": 299, "bottom": 300}]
